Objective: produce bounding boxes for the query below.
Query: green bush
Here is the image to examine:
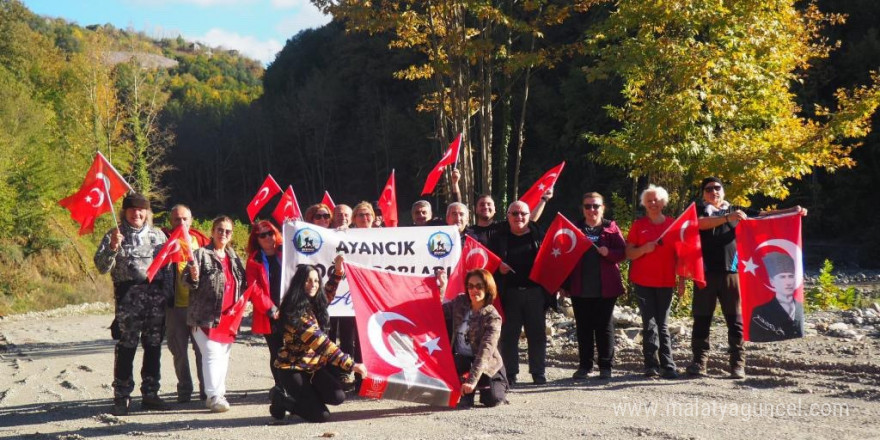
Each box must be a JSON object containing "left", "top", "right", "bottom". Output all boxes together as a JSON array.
[{"left": 805, "top": 259, "right": 859, "bottom": 312}]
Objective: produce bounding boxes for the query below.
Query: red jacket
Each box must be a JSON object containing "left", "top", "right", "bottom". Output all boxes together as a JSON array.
[{"left": 246, "top": 249, "right": 282, "bottom": 335}]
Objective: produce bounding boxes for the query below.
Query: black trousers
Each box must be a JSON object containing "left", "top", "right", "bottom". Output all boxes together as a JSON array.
[
  {"left": 571, "top": 296, "right": 617, "bottom": 371},
  {"left": 278, "top": 368, "right": 346, "bottom": 423},
  {"left": 264, "top": 330, "right": 283, "bottom": 390},
  {"left": 634, "top": 285, "right": 675, "bottom": 370},
  {"left": 500, "top": 286, "right": 546, "bottom": 378},
  {"left": 454, "top": 354, "right": 507, "bottom": 407},
  {"left": 691, "top": 272, "right": 744, "bottom": 366}
]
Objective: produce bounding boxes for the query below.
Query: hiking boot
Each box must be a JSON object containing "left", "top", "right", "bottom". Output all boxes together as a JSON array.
[
  {"left": 644, "top": 367, "right": 660, "bottom": 378},
  {"left": 111, "top": 397, "right": 130, "bottom": 416},
  {"left": 686, "top": 361, "right": 707, "bottom": 377},
  {"left": 269, "top": 386, "right": 287, "bottom": 420},
  {"left": 572, "top": 368, "right": 591, "bottom": 380},
  {"left": 141, "top": 394, "right": 171, "bottom": 411},
  {"left": 177, "top": 392, "right": 192, "bottom": 404},
  {"left": 661, "top": 368, "right": 679, "bottom": 380},
  {"left": 598, "top": 369, "right": 612, "bottom": 379},
  {"left": 532, "top": 374, "right": 547, "bottom": 385},
  {"left": 457, "top": 393, "right": 475, "bottom": 409},
  {"left": 729, "top": 365, "right": 746, "bottom": 380}
]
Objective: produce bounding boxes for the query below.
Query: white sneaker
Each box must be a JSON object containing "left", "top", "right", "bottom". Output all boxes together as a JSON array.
[{"left": 209, "top": 395, "right": 230, "bottom": 413}]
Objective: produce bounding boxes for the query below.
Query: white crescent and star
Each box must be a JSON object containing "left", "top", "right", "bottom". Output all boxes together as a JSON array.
[
  {"left": 466, "top": 247, "right": 489, "bottom": 269},
  {"left": 552, "top": 228, "right": 578, "bottom": 257},
  {"left": 367, "top": 311, "right": 428, "bottom": 370},
  {"left": 679, "top": 220, "right": 690, "bottom": 242},
  {"left": 253, "top": 187, "right": 270, "bottom": 206},
  {"left": 86, "top": 187, "right": 105, "bottom": 208},
  {"left": 756, "top": 239, "right": 804, "bottom": 288}
]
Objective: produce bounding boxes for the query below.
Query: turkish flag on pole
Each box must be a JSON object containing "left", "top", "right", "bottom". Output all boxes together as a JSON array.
[
  {"left": 421, "top": 134, "right": 462, "bottom": 195},
  {"left": 321, "top": 191, "right": 336, "bottom": 212},
  {"left": 272, "top": 186, "right": 303, "bottom": 225},
  {"left": 519, "top": 161, "right": 565, "bottom": 211},
  {"left": 659, "top": 202, "right": 706, "bottom": 289},
  {"left": 146, "top": 226, "right": 192, "bottom": 282},
  {"left": 736, "top": 213, "right": 805, "bottom": 342},
  {"left": 445, "top": 236, "right": 501, "bottom": 301},
  {"left": 247, "top": 175, "right": 282, "bottom": 222},
  {"left": 529, "top": 213, "right": 591, "bottom": 293},
  {"left": 378, "top": 170, "right": 398, "bottom": 227},
  {"left": 214, "top": 284, "right": 256, "bottom": 340},
  {"left": 58, "top": 152, "right": 132, "bottom": 235},
  {"left": 345, "top": 263, "right": 460, "bottom": 407}
]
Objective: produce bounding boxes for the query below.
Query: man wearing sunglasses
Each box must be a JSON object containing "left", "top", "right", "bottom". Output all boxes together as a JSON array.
[
  {"left": 689, "top": 177, "right": 806, "bottom": 380},
  {"left": 489, "top": 201, "right": 547, "bottom": 386}
]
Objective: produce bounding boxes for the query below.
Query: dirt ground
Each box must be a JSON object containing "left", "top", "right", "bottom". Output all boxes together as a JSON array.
[{"left": 1, "top": 303, "right": 879, "bottom": 440}]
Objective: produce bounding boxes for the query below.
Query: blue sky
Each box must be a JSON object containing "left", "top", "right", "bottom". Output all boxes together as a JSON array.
[{"left": 22, "top": 0, "right": 332, "bottom": 65}]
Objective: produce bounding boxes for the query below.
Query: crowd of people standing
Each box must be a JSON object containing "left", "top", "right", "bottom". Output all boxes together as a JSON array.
[{"left": 94, "top": 174, "right": 805, "bottom": 420}]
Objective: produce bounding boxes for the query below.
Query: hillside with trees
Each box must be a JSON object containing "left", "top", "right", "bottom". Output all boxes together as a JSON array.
[{"left": 1, "top": 0, "right": 879, "bottom": 315}]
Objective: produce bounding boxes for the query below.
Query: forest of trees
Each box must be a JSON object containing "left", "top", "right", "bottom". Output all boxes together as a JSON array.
[{"left": 1, "top": 0, "right": 879, "bottom": 314}]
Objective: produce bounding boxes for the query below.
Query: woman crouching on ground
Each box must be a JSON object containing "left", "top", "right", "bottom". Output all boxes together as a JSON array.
[
  {"left": 438, "top": 268, "right": 508, "bottom": 408},
  {"left": 271, "top": 255, "right": 367, "bottom": 422}
]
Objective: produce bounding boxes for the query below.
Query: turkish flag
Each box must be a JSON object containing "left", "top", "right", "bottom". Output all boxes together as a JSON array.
[
  {"left": 378, "top": 170, "right": 398, "bottom": 227},
  {"left": 58, "top": 152, "right": 132, "bottom": 235},
  {"left": 214, "top": 284, "right": 256, "bottom": 341},
  {"left": 660, "top": 202, "right": 706, "bottom": 289},
  {"left": 345, "top": 263, "right": 460, "bottom": 407},
  {"left": 445, "top": 236, "right": 501, "bottom": 301},
  {"left": 736, "top": 213, "right": 805, "bottom": 342},
  {"left": 529, "top": 213, "right": 591, "bottom": 293},
  {"left": 247, "top": 175, "right": 282, "bottom": 222},
  {"left": 272, "top": 186, "right": 302, "bottom": 225},
  {"left": 321, "top": 191, "right": 336, "bottom": 212},
  {"left": 146, "top": 226, "right": 192, "bottom": 282},
  {"left": 421, "top": 134, "right": 462, "bottom": 195},
  {"left": 519, "top": 161, "right": 565, "bottom": 211}
]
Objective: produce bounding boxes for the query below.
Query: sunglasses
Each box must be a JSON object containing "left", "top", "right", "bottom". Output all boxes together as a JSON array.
[
  {"left": 508, "top": 211, "right": 529, "bottom": 217},
  {"left": 466, "top": 283, "right": 486, "bottom": 290},
  {"left": 257, "top": 231, "right": 274, "bottom": 239},
  {"left": 704, "top": 185, "right": 723, "bottom": 193},
  {"left": 217, "top": 228, "right": 233, "bottom": 235},
  {"left": 583, "top": 203, "right": 602, "bottom": 210},
  {"left": 313, "top": 213, "right": 331, "bottom": 220}
]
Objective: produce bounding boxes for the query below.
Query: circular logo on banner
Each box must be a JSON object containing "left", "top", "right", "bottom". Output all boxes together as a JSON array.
[
  {"left": 293, "top": 228, "right": 323, "bottom": 255},
  {"left": 427, "top": 231, "right": 454, "bottom": 258}
]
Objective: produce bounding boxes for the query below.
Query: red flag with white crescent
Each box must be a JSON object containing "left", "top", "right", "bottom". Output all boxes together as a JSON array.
[
  {"left": 378, "top": 170, "right": 398, "bottom": 227},
  {"left": 321, "top": 191, "right": 336, "bottom": 212},
  {"left": 519, "top": 161, "right": 565, "bottom": 211},
  {"left": 736, "top": 213, "right": 805, "bottom": 342},
  {"left": 58, "top": 152, "right": 132, "bottom": 235},
  {"left": 146, "top": 226, "right": 192, "bottom": 282},
  {"left": 529, "top": 212, "right": 591, "bottom": 293},
  {"left": 445, "top": 236, "right": 501, "bottom": 301},
  {"left": 247, "top": 175, "right": 282, "bottom": 222},
  {"left": 659, "top": 202, "right": 706, "bottom": 289},
  {"left": 214, "top": 284, "right": 256, "bottom": 340},
  {"left": 272, "top": 186, "right": 302, "bottom": 225},
  {"left": 346, "top": 263, "right": 460, "bottom": 407},
  {"left": 421, "top": 134, "right": 462, "bottom": 196}
]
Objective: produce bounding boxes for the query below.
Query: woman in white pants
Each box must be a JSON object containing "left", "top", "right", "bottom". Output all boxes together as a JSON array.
[{"left": 185, "top": 216, "right": 247, "bottom": 412}]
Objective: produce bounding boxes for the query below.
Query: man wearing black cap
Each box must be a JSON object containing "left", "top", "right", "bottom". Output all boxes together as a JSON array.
[
  {"left": 748, "top": 252, "right": 805, "bottom": 342},
  {"left": 687, "top": 178, "right": 806, "bottom": 379},
  {"left": 94, "top": 193, "right": 171, "bottom": 415}
]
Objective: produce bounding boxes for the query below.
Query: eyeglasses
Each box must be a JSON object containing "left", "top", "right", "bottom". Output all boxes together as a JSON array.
[
  {"left": 313, "top": 213, "right": 331, "bottom": 220},
  {"left": 217, "top": 229, "right": 233, "bottom": 235},
  {"left": 508, "top": 211, "right": 529, "bottom": 217},
  {"left": 466, "top": 283, "right": 485, "bottom": 290},
  {"left": 257, "top": 231, "right": 274, "bottom": 239},
  {"left": 583, "top": 203, "right": 602, "bottom": 210},
  {"left": 703, "top": 185, "right": 723, "bottom": 193}
]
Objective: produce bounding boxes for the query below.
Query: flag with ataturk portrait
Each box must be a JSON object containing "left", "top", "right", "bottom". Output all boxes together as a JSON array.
[
  {"left": 346, "top": 262, "right": 460, "bottom": 407},
  {"left": 736, "top": 212, "right": 805, "bottom": 342}
]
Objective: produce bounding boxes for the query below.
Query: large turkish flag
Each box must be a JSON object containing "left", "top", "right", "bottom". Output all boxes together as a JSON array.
[
  {"left": 736, "top": 213, "right": 805, "bottom": 342},
  {"left": 345, "top": 263, "right": 460, "bottom": 407}
]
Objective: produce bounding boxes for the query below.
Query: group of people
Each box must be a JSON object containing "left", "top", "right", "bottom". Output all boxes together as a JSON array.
[{"left": 94, "top": 174, "right": 805, "bottom": 421}]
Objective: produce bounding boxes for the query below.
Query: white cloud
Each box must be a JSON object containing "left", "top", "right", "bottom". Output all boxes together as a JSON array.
[
  {"left": 271, "top": 0, "right": 310, "bottom": 8},
  {"left": 275, "top": 3, "right": 330, "bottom": 37},
  {"left": 127, "top": 0, "right": 255, "bottom": 6},
  {"left": 188, "top": 28, "right": 283, "bottom": 65}
]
